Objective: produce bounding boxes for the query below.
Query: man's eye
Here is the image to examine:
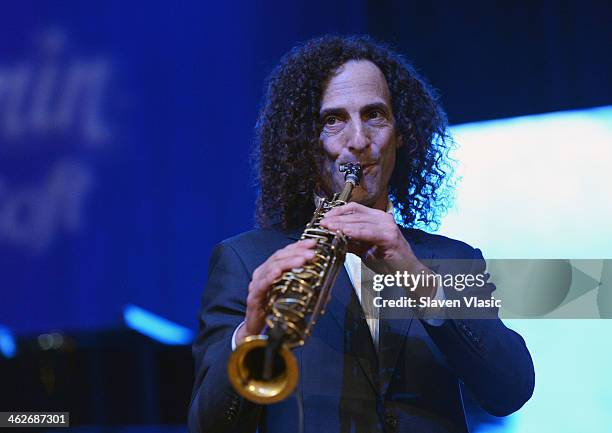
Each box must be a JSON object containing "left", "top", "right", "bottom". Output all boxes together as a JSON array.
[
  {"left": 325, "top": 116, "right": 339, "bottom": 125},
  {"left": 367, "top": 110, "right": 382, "bottom": 120}
]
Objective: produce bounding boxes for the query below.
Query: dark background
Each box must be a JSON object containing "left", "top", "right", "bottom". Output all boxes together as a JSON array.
[{"left": 0, "top": 0, "right": 610, "bottom": 428}]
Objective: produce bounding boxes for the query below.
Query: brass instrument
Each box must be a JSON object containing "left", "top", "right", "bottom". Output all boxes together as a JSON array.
[{"left": 227, "top": 163, "right": 362, "bottom": 404}]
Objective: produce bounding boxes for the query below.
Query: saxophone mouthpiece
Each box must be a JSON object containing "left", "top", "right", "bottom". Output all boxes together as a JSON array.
[{"left": 339, "top": 162, "right": 362, "bottom": 186}]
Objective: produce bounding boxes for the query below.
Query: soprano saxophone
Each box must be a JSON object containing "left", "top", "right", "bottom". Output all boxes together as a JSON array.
[{"left": 227, "top": 163, "right": 362, "bottom": 404}]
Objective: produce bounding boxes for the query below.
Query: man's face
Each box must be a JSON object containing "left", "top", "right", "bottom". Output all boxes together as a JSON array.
[{"left": 317, "top": 60, "right": 400, "bottom": 209}]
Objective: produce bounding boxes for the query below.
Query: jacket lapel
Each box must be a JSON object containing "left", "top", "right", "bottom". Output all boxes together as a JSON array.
[
  {"left": 326, "top": 266, "right": 379, "bottom": 394},
  {"left": 378, "top": 229, "right": 434, "bottom": 396}
]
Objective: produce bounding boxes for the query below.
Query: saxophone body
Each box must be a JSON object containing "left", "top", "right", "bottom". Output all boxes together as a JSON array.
[{"left": 227, "top": 163, "right": 362, "bottom": 404}]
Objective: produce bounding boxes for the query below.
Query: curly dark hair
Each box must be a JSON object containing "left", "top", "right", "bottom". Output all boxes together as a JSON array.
[{"left": 254, "top": 35, "right": 454, "bottom": 230}]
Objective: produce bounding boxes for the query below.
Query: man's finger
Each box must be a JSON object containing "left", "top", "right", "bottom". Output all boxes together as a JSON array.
[
  {"left": 320, "top": 212, "right": 377, "bottom": 227},
  {"left": 268, "top": 241, "right": 316, "bottom": 264},
  {"left": 324, "top": 202, "right": 376, "bottom": 217},
  {"left": 254, "top": 250, "right": 315, "bottom": 289},
  {"left": 328, "top": 221, "right": 381, "bottom": 243}
]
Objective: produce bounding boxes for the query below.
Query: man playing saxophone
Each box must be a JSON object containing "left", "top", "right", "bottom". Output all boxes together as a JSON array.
[{"left": 189, "top": 35, "right": 534, "bottom": 433}]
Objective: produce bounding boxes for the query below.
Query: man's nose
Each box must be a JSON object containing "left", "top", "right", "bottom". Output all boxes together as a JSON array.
[{"left": 347, "top": 120, "right": 370, "bottom": 151}]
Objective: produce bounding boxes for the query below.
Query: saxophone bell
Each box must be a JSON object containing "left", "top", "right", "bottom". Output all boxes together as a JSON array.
[{"left": 227, "top": 333, "right": 298, "bottom": 404}]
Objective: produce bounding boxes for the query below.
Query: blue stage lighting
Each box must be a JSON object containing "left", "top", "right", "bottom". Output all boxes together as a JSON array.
[
  {"left": 0, "top": 326, "right": 17, "bottom": 358},
  {"left": 123, "top": 304, "right": 194, "bottom": 345}
]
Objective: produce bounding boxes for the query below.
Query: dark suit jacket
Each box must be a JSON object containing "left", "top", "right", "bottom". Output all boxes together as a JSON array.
[{"left": 189, "top": 227, "right": 535, "bottom": 433}]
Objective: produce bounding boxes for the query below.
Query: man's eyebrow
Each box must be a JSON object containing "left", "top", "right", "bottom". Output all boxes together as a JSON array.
[
  {"left": 360, "top": 102, "right": 391, "bottom": 114},
  {"left": 319, "top": 107, "right": 347, "bottom": 118}
]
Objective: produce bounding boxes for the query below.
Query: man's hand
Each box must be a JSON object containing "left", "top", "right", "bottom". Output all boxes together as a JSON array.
[
  {"left": 319, "top": 202, "right": 429, "bottom": 277},
  {"left": 235, "top": 238, "right": 318, "bottom": 346}
]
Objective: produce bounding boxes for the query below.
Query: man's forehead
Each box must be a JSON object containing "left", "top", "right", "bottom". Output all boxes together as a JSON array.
[{"left": 321, "top": 60, "right": 391, "bottom": 109}]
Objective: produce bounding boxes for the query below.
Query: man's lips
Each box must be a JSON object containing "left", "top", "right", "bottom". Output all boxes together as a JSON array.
[
  {"left": 360, "top": 163, "right": 377, "bottom": 173},
  {"left": 335, "top": 162, "right": 377, "bottom": 185}
]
